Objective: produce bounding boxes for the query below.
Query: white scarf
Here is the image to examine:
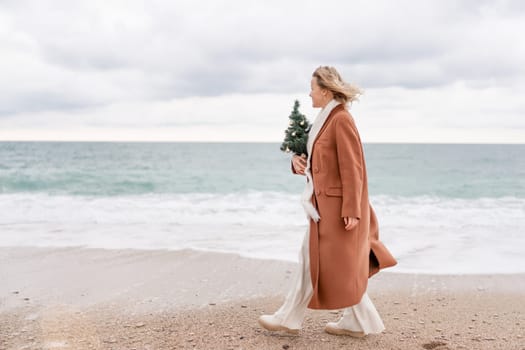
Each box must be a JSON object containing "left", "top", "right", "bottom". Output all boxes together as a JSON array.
[{"left": 301, "top": 99, "right": 341, "bottom": 222}]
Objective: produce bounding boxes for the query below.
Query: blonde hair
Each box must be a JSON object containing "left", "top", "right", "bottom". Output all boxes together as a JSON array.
[{"left": 312, "top": 66, "right": 363, "bottom": 106}]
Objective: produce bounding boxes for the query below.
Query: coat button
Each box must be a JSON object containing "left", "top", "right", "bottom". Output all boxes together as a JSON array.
[
  {"left": 315, "top": 189, "right": 321, "bottom": 196},
  {"left": 313, "top": 167, "right": 319, "bottom": 173}
]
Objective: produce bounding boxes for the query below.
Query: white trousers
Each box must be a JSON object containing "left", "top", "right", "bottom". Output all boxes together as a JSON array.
[{"left": 272, "top": 228, "right": 385, "bottom": 334}]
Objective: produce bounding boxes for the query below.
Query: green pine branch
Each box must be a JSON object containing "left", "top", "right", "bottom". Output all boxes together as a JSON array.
[{"left": 280, "top": 100, "right": 311, "bottom": 157}]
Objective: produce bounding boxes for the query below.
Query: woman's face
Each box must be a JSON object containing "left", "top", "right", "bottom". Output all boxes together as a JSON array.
[{"left": 309, "top": 77, "right": 326, "bottom": 108}]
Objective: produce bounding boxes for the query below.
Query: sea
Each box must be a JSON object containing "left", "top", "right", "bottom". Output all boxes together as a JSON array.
[{"left": 1, "top": 142, "right": 524, "bottom": 274}]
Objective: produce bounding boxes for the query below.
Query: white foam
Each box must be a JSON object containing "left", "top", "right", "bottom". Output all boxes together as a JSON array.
[{"left": 0, "top": 193, "right": 524, "bottom": 274}]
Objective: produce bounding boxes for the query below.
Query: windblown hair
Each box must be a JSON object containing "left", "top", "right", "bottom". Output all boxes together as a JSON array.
[{"left": 312, "top": 66, "right": 363, "bottom": 107}]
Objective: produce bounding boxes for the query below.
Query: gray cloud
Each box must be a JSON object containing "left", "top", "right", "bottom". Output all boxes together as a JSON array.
[
  {"left": 1, "top": 0, "right": 525, "bottom": 118},
  {"left": 0, "top": 92, "right": 101, "bottom": 117}
]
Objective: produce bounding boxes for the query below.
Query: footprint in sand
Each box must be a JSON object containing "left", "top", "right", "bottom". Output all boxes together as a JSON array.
[{"left": 421, "top": 341, "right": 448, "bottom": 349}]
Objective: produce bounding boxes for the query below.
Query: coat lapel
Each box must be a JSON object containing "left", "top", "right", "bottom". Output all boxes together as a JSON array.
[{"left": 311, "top": 104, "right": 345, "bottom": 146}]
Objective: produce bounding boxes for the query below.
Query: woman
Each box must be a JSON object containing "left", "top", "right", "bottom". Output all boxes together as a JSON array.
[{"left": 258, "top": 66, "right": 397, "bottom": 337}]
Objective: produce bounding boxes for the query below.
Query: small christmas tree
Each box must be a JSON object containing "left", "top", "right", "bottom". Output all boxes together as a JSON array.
[{"left": 280, "top": 100, "right": 311, "bottom": 156}]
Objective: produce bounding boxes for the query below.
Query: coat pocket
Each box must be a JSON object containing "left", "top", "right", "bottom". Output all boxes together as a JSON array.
[{"left": 325, "top": 187, "right": 343, "bottom": 197}]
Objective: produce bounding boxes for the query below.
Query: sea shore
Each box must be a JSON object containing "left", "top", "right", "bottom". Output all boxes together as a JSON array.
[{"left": 1, "top": 247, "right": 524, "bottom": 349}]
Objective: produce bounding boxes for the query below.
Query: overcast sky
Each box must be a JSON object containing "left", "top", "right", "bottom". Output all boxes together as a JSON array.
[{"left": 1, "top": 0, "right": 524, "bottom": 142}]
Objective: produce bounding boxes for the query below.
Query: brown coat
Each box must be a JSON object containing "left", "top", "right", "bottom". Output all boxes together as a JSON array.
[{"left": 294, "top": 104, "right": 397, "bottom": 310}]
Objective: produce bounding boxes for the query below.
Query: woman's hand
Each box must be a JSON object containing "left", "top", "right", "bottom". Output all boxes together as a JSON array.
[
  {"left": 343, "top": 217, "right": 359, "bottom": 231},
  {"left": 292, "top": 154, "right": 307, "bottom": 175}
]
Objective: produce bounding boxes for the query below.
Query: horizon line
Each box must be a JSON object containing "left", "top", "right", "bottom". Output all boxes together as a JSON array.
[{"left": 1, "top": 140, "right": 524, "bottom": 145}]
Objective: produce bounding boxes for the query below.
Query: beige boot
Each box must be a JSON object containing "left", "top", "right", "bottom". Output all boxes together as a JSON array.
[
  {"left": 324, "top": 322, "right": 366, "bottom": 337},
  {"left": 258, "top": 315, "right": 300, "bottom": 335}
]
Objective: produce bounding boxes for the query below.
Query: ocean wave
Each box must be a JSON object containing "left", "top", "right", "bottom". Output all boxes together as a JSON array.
[{"left": 0, "top": 192, "right": 524, "bottom": 274}]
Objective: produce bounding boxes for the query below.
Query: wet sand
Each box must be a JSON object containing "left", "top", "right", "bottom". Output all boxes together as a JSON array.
[{"left": 1, "top": 247, "right": 524, "bottom": 349}]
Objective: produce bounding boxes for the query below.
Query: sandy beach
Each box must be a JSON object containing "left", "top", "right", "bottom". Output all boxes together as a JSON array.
[{"left": 0, "top": 247, "right": 524, "bottom": 350}]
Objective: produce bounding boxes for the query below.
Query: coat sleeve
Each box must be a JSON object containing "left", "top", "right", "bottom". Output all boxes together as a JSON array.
[{"left": 334, "top": 114, "right": 364, "bottom": 219}]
